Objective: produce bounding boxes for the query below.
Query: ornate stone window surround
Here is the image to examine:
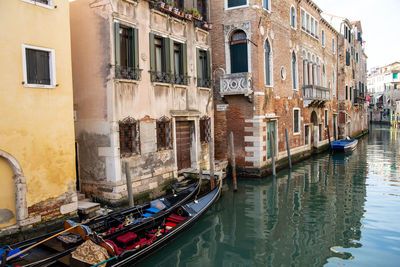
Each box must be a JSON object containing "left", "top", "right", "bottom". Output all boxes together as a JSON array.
[{"left": 223, "top": 22, "right": 252, "bottom": 74}]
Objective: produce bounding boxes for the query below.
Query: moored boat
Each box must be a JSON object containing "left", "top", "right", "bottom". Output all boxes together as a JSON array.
[
  {"left": 331, "top": 138, "right": 358, "bottom": 152},
  {"left": 2, "top": 180, "right": 200, "bottom": 267}
]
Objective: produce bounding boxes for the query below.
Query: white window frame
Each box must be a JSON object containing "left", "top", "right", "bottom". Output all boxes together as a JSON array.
[
  {"left": 264, "top": 38, "right": 273, "bottom": 86},
  {"left": 332, "top": 38, "right": 335, "bottom": 54},
  {"left": 22, "top": 44, "right": 56, "bottom": 88},
  {"left": 321, "top": 30, "right": 325, "bottom": 47},
  {"left": 291, "top": 51, "right": 298, "bottom": 91},
  {"left": 263, "top": 0, "right": 271, "bottom": 12},
  {"left": 225, "top": 0, "right": 249, "bottom": 10},
  {"left": 290, "top": 5, "right": 297, "bottom": 29},
  {"left": 21, "top": 0, "right": 55, "bottom": 9},
  {"left": 300, "top": 8, "right": 319, "bottom": 40},
  {"left": 293, "top": 108, "right": 301, "bottom": 135}
]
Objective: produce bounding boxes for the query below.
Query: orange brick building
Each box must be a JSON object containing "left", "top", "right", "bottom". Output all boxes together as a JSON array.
[{"left": 211, "top": 0, "right": 366, "bottom": 176}]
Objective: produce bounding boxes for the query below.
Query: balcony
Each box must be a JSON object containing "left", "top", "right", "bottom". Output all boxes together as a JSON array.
[
  {"left": 303, "top": 85, "right": 330, "bottom": 108},
  {"left": 115, "top": 65, "right": 142, "bottom": 81},
  {"left": 220, "top": 72, "right": 253, "bottom": 97}
]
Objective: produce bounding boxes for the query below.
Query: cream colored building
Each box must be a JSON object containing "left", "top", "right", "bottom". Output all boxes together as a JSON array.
[
  {"left": 0, "top": 0, "right": 77, "bottom": 234},
  {"left": 70, "top": 0, "right": 212, "bottom": 202}
]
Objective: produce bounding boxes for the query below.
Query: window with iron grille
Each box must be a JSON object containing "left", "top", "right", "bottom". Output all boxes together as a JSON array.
[
  {"left": 157, "top": 116, "right": 172, "bottom": 151},
  {"left": 119, "top": 117, "right": 140, "bottom": 156},
  {"left": 200, "top": 117, "right": 211, "bottom": 143}
]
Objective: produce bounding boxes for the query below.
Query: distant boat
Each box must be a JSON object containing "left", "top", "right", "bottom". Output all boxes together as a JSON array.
[{"left": 331, "top": 138, "right": 358, "bottom": 152}]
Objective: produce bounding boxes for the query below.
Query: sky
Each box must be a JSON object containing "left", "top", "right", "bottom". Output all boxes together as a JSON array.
[{"left": 313, "top": 0, "right": 400, "bottom": 69}]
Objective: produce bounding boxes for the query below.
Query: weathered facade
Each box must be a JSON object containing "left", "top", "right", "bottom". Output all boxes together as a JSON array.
[
  {"left": 211, "top": 0, "right": 339, "bottom": 177},
  {"left": 70, "top": 0, "right": 212, "bottom": 202},
  {"left": 0, "top": 0, "right": 77, "bottom": 235},
  {"left": 323, "top": 15, "right": 369, "bottom": 138}
]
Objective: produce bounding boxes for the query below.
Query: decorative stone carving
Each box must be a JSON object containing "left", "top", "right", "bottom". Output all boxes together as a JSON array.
[
  {"left": 171, "top": 19, "right": 186, "bottom": 38},
  {"left": 223, "top": 22, "right": 251, "bottom": 42},
  {"left": 220, "top": 72, "right": 253, "bottom": 97},
  {"left": 150, "top": 10, "right": 169, "bottom": 33}
]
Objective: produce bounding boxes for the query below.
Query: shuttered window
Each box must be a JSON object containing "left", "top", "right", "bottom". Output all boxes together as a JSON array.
[
  {"left": 197, "top": 49, "right": 210, "bottom": 88},
  {"left": 293, "top": 109, "right": 300, "bottom": 134},
  {"left": 26, "top": 48, "right": 51, "bottom": 85},
  {"left": 228, "top": 0, "right": 247, "bottom": 8},
  {"left": 114, "top": 23, "right": 140, "bottom": 80}
]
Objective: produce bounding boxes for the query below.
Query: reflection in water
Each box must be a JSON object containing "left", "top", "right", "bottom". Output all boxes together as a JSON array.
[{"left": 140, "top": 125, "right": 400, "bottom": 267}]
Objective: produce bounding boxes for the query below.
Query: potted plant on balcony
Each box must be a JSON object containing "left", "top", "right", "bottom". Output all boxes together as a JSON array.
[
  {"left": 165, "top": 1, "right": 174, "bottom": 12},
  {"left": 188, "top": 8, "right": 202, "bottom": 21},
  {"left": 202, "top": 22, "right": 213, "bottom": 30},
  {"left": 157, "top": 0, "right": 165, "bottom": 8},
  {"left": 184, "top": 10, "right": 192, "bottom": 20}
]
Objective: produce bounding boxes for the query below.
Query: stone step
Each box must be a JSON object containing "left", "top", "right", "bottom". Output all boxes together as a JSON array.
[{"left": 77, "top": 201, "right": 100, "bottom": 216}]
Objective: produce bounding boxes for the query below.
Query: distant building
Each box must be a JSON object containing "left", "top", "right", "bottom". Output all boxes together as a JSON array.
[
  {"left": 367, "top": 62, "right": 400, "bottom": 124},
  {"left": 70, "top": 0, "right": 212, "bottom": 202},
  {"left": 0, "top": 0, "right": 77, "bottom": 234}
]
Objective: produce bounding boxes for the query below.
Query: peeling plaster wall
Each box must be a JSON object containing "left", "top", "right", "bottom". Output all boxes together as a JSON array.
[
  {"left": 70, "top": 0, "right": 212, "bottom": 201},
  {"left": 0, "top": 0, "right": 77, "bottom": 230}
]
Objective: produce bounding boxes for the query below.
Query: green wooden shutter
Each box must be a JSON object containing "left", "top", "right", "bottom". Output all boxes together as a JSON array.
[
  {"left": 206, "top": 50, "right": 210, "bottom": 82},
  {"left": 149, "top": 33, "right": 155, "bottom": 72},
  {"left": 162, "top": 37, "right": 171, "bottom": 74},
  {"left": 182, "top": 43, "right": 187, "bottom": 78},
  {"left": 133, "top": 28, "right": 139, "bottom": 70},
  {"left": 114, "top": 22, "right": 120, "bottom": 67},
  {"left": 169, "top": 38, "right": 174, "bottom": 76},
  {"left": 196, "top": 48, "right": 201, "bottom": 86},
  {"left": 230, "top": 43, "right": 248, "bottom": 73}
]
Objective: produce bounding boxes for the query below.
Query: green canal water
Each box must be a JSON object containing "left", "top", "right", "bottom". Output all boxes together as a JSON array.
[{"left": 139, "top": 125, "right": 400, "bottom": 266}]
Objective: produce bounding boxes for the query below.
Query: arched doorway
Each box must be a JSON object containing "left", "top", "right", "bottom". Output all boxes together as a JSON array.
[
  {"left": 230, "top": 30, "right": 248, "bottom": 73},
  {"left": 0, "top": 157, "right": 16, "bottom": 227},
  {"left": 310, "top": 111, "right": 318, "bottom": 147}
]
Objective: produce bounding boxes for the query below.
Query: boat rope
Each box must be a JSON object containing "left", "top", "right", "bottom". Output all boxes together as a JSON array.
[
  {"left": 194, "top": 169, "right": 203, "bottom": 203},
  {"left": 90, "top": 256, "right": 117, "bottom": 267}
]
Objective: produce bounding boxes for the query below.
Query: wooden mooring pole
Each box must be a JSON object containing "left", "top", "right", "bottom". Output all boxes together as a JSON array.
[
  {"left": 285, "top": 128, "right": 292, "bottom": 169},
  {"left": 124, "top": 162, "right": 134, "bottom": 207},
  {"left": 209, "top": 137, "right": 215, "bottom": 190},
  {"left": 327, "top": 126, "right": 332, "bottom": 148},
  {"left": 229, "top": 132, "right": 238, "bottom": 191},
  {"left": 269, "top": 132, "right": 276, "bottom": 176}
]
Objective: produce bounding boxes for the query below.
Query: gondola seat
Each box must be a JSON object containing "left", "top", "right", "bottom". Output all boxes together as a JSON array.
[{"left": 116, "top": 232, "right": 137, "bottom": 245}]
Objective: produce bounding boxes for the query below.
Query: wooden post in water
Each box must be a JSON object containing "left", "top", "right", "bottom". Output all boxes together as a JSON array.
[
  {"left": 327, "top": 125, "right": 331, "bottom": 148},
  {"left": 269, "top": 132, "right": 276, "bottom": 176},
  {"left": 229, "top": 132, "right": 238, "bottom": 191},
  {"left": 209, "top": 137, "right": 215, "bottom": 190},
  {"left": 285, "top": 128, "right": 292, "bottom": 169},
  {"left": 124, "top": 162, "right": 134, "bottom": 207}
]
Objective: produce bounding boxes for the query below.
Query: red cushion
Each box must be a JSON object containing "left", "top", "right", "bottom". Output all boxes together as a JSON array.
[
  {"left": 105, "top": 239, "right": 123, "bottom": 255},
  {"left": 168, "top": 214, "right": 186, "bottom": 222},
  {"left": 165, "top": 222, "right": 177, "bottom": 228},
  {"left": 116, "top": 232, "right": 137, "bottom": 244}
]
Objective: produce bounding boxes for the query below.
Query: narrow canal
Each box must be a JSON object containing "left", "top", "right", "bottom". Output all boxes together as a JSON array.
[{"left": 140, "top": 125, "right": 400, "bottom": 267}]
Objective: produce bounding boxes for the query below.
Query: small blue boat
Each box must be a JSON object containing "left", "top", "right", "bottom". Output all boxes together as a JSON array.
[{"left": 331, "top": 138, "right": 358, "bottom": 152}]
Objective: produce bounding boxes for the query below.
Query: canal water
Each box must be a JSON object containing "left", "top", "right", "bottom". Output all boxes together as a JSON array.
[{"left": 139, "top": 125, "right": 400, "bottom": 267}]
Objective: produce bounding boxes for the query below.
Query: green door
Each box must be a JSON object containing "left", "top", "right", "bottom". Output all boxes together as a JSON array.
[
  {"left": 230, "top": 42, "right": 248, "bottom": 73},
  {"left": 267, "top": 121, "right": 276, "bottom": 159}
]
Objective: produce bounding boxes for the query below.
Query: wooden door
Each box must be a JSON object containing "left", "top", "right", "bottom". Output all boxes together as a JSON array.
[{"left": 176, "top": 121, "right": 192, "bottom": 170}]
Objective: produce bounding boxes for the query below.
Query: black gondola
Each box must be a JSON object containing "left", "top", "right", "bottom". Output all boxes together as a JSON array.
[{"left": 3, "top": 180, "right": 200, "bottom": 267}]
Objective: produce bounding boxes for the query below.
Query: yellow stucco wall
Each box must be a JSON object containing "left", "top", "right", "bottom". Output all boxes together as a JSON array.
[
  {"left": 0, "top": 0, "right": 76, "bottom": 207},
  {"left": 0, "top": 158, "right": 17, "bottom": 228}
]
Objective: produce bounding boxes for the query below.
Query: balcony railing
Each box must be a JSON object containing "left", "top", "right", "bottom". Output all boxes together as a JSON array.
[
  {"left": 173, "top": 74, "right": 189, "bottom": 85},
  {"left": 150, "top": 71, "right": 173, "bottom": 83},
  {"left": 197, "top": 77, "right": 211, "bottom": 88},
  {"left": 303, "top": 85, "right": 330, "bottom": 101},
  {"left": 115, "top": 65, "right": 142, "bottom": 81},
  {"left": 220, "top": 72, "right": 253, "bottom": 97}
]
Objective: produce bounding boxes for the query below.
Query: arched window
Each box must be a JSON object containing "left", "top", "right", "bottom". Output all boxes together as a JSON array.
[
  {"left": 265, "top": 39, "right": 272, "bottom": 85},
  {"left": 302, "top": 51, "right": 308, "bottom": 85},
  {"left": 230, "top": 30, "right": 248, "bottom": 73},
  {"left": 292, "top": 52, "right": 297, "bottom": 90},
  {"left": 290, "top": 6, "right": 296, "bottom": 28},
  {"left": 322, "top": 65, "right": 326, "bottom": 87},
  {"left": 321, "top": 30, "right": 325, "bottom": 47}
]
